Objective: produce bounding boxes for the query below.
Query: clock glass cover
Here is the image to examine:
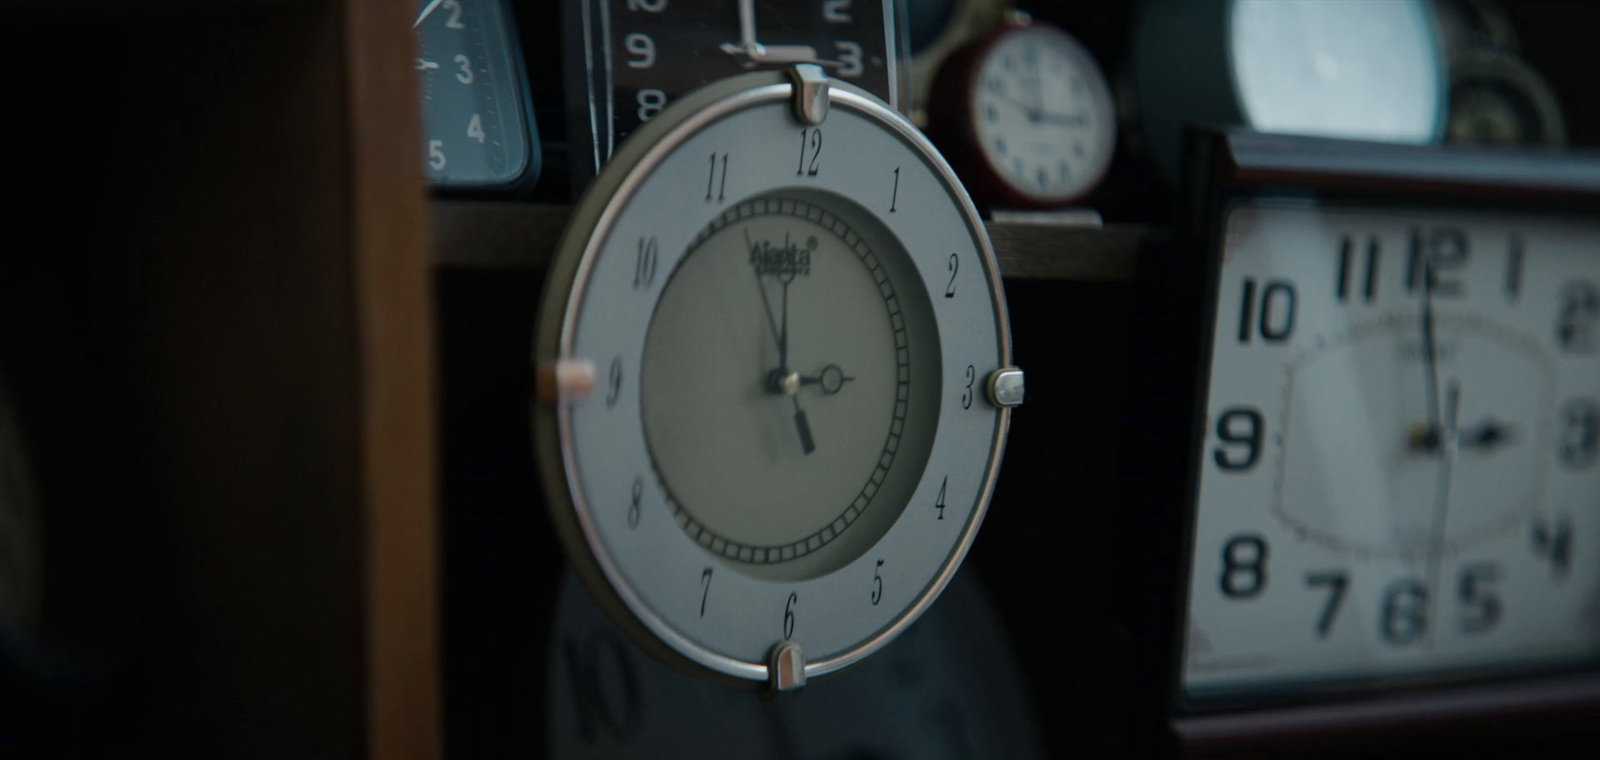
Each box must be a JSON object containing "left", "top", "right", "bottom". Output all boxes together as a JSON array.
[{"left": 1184, "top": 200, "right": 1600, "bottom": 699}]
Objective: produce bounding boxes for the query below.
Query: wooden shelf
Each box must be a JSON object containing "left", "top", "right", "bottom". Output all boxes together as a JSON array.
[{"left": 431, "top": 201, "right": 1151, "bottom": 282}]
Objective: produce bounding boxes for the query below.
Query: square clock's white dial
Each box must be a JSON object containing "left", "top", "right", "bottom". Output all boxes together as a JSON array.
[{"left": 1185, "top": 200, "right": 1600, "bottom": 698}]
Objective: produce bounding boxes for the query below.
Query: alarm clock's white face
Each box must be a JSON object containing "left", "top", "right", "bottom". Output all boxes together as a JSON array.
[
  {"left": 1184, "top": 201, "right": 1600, "bottom": 698},
  {"left": 971, "top": 27, "right": 1115, "bottom": 203}
]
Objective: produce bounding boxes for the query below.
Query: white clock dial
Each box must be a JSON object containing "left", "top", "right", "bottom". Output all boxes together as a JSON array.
[
  {"left": 1133, "top": 0, "right": 1448, "bottom": 176},
  {"left": 642, "top": 196, "right": 940, "bottom": 581},
  {"left": 1229, "top": 0, "right": 1445, "bottom": 144},
  {"left": 536, "top": 70, "right": 1017, "bottom": 686},
  {"left": 1184, "top": 201, "right": 1600, "bottom": 698},
  {"left": 971, "top": 25, "right": 1114, "bottom": 203}
]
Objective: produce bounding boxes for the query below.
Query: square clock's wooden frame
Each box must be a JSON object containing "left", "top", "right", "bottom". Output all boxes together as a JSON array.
[{"left": 1119, "top": 128, "right": 1600, "bottom": 757}]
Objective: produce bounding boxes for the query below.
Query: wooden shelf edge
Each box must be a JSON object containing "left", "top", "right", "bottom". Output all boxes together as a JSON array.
[{"left": 430, "top": 201, "right": 1149, "bottom": 282}]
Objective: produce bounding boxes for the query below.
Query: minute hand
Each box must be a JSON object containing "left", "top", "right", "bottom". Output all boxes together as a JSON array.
[{"left": 1034, "top": 112, "right": 1089, "bottom": 127}]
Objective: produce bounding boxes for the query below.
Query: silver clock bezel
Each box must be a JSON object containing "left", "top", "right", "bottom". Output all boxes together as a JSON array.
[{"left": 533, "top": 70, "right": 1013, "bottom": 686}]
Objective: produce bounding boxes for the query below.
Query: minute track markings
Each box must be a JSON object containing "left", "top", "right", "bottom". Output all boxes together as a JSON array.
[{"left": 648, "top": 197, "right": 910, "bottom": 565}]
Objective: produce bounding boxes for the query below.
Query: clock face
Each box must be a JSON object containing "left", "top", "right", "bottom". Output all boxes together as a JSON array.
[
  {"left": 1229, "top": 0, "right": 1445, "bottom": 145},
  {"left": 537, "top": 71, "right": 1015, "bottom": 684},
  {"left": 969, "top": 25, "right": 1114, "bottom": 204},
  {"left": 414, "top": 0, "right": 535, "bottom": 188},
  {"left": 640, "top": 196, "right": 940, "bottom": 581},
  {"left": 1184, "top": 200, "right": 1600, "bottom": 699},
  {"left": 564, "top": 0, "right": 905, "bottom": 180}
]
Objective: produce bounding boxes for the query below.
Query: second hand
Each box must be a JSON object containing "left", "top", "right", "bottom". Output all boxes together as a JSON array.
[{"left": 1418, "top": 256, "right": 1456, "bottom": 646}]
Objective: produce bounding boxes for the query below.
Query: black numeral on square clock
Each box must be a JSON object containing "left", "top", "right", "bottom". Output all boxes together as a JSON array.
[{"left": 1237, "top": 279, "right": 1296, "bottom": 344}]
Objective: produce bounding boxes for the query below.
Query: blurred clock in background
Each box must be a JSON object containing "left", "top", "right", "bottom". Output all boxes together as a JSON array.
[
  {"left": 904, "top": 0, "right": 1010, "bottom": 127},
  {"left": 414, "top": 0, "right": 541, "bottom": 192},
  {"left": 1133, "top": 0, "right": 1448, "bottom": 176},
  {"left": 559, "top": 0, "right": 909, "bottom": 186},
  {"left": 1444, "top": 50, "right": 1565, "bottom": 146},
  {"left": 1431, "top": 0, "right": 1566, "bottom": 145},
  {"left": 929, "top": 15, "right": 1116, "bottom": 210}
]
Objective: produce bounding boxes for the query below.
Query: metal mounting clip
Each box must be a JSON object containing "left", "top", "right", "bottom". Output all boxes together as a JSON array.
[
  {"left": 789, "top": 64, "right": 830, "bottom": 125},
  {"left": 763, "top": 640, "right": 806, "bottom": 698}
]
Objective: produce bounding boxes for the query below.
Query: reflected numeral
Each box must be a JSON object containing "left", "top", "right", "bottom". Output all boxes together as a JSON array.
[{"left": 562, "top": 630, "right": 641, "bottom": 744}]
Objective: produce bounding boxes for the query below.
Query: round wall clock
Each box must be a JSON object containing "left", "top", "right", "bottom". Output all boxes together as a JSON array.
[
  {"left": 1133, "top": 0, "right": 1448, "bottom": 176},
  {"left": 533, "top": 65, "right": 1022, "bottom": 690},
  {"left": 929, "top": 15, "right": 1116, "bottom": 209}
]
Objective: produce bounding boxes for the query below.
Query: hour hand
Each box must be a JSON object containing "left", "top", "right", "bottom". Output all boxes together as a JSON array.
[
  {"left": 1459, "top": 419, "right": 1519, "bottom": 450},
  {"left": 1411, "top": 418, "right": 1518, "bottom": 452},
  {"left": 792, "top": 396, "right": 816, "bottom": 455},
  {"left": 720, "top": 42, "right": 842, "bottom": 68},
  {"left": 1034, "top": 112, "right": 1089, "bottom": 127}
]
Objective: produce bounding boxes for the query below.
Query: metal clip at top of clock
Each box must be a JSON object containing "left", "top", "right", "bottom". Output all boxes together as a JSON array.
[{"left": 533, "top": 64, "right": 1022, "bottom": 692}]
